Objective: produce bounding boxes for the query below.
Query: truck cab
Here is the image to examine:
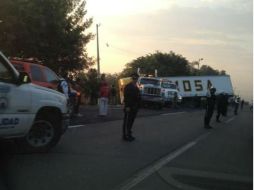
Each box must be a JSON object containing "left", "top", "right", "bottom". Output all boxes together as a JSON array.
[
  {"left": 137, "top": 77, "right": 164, "bottom": 109},
  {"left": 0, "top": 52, "right": 69, "bottom": 152}
]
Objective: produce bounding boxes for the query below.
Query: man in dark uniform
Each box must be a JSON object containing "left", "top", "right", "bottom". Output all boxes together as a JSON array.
[
  {"left": 234, "top": 96, "right": 240, "bottom": 115},
  {"left": 216, "top": 92, "right": 228, "bottom": 122},
  {"left": 122, "top": 73, "right": 141, "bottom": 141},
  {"left": 204, "top": 87, "right": 216, "bottom": 129}
]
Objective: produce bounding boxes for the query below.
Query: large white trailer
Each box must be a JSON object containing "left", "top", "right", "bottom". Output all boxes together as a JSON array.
[{"left": 161, "top": 75, "right": 234, "bottom": 98}]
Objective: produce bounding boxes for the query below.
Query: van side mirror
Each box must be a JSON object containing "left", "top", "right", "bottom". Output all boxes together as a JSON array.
[{"left": 18, "top": 72, "right": 31, "bottom": 84}]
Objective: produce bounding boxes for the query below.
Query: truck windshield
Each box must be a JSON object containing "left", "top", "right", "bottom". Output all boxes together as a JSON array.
[
  {"left": 140, "top": 78, "right": 160, "bottom": 86},
  {"left": 161, "top": 82, "right": 177, "bottom": 89}
]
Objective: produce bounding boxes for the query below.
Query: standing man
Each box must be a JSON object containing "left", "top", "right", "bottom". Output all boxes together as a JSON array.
[
  {"left": 216, "top": 92, "right": 224, "bottom": 122},
  {"left": 110, "top": 84, "right": 117, "bottom": 105},
  {"left": 122, "top": 73, "right": 141, "bottom": 141},
  {"left": 234, "top": 96, "right": 240, "bottom": 115},
  {"left": 204, "top": 87, "right": 216, "bottom": 129},
  {"left": 172, "top": 92, "right": 178, "bottom": 109},
  {"left": 73, "top": 77, "right": 83, "bottom": 117},
  {"left": 241, "top": 99, "right": 244, "bottom": 110},
  {"left": 58, "top": 73, "right": 70, "bottom": 100}
]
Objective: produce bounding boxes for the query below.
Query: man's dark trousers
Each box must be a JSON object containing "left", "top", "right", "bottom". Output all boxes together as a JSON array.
[
  {"left": 123, "top": 107, "right": 138, "bottom": 138},
  {"left": 205, "top": 107, "right": 214, "bottom": 126}
]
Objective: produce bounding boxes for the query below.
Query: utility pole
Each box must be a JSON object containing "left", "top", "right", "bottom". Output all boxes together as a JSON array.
[{"left": 96, "top": 24, "right": 100, "bottom": 77}]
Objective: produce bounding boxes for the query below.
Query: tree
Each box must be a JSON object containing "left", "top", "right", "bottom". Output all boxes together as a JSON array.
[
  {"left": 120, "top": 51, "right": 191, "bottom": 77},
  {"left": 120, "top": 51, "right": 227, "bottom": 77},
  {"left": 199, "top": 65, "right": 220, "bottom": 76},
  {"left": 84, "top": 68, "right": 99, "bottom": 104},
  {"left": 0, "top": 0, "right": 94, "bottom": 73}
]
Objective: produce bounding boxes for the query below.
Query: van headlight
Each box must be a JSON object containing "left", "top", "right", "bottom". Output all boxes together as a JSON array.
[{"left": 177, "top": 94, "right": 182, "bottom": 102}]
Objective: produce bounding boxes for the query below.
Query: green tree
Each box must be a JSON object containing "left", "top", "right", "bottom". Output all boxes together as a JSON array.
[
  {"left": 0, "top": 0, "right": 94, "bottom": 73},
  {"left": 199, "top": 65, "right": 220, "bottom": 76},
  {"left": 120, "top": 51, "right": 191, "bottom": 77},
  {"left": 120, "top": 51, "right": 227, "bottom": 77},
  {"left": 84, "top": 68, "right": 99, "bottom": 104}
]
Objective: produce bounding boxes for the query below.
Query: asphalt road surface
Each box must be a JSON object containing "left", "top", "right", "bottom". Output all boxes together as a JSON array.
[{"left": 0, "top": 105, "right": 252, "bottom": 190}]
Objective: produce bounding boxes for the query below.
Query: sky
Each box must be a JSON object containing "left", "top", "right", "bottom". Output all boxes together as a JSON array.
[{"left": 85, "top": 0, "right": 253, "bottom": 101}]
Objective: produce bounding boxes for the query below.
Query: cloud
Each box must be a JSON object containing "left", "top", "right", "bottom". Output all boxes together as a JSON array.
[{"left": 173, "top": 0, "right": 252, "bottom": 12}]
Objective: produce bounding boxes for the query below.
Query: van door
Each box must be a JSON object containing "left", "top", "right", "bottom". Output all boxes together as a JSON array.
[{"left": 0, "top": 54, "right": 32, "bottom": 137}]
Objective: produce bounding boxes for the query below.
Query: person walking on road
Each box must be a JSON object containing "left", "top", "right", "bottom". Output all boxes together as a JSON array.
[
  {"left": 204, "top": 87, "right": 216, "bottom": 129},
  {"left": 216, "top": 92, "right": 228, "bottom": 122},
  {"left": 122, "top": 73, "right": 141, "bottom": 141}
]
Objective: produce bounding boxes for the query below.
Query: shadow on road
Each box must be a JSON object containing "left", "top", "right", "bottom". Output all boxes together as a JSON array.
[{"left": 0, "top": 140, "right": 16, "bottom": 190}]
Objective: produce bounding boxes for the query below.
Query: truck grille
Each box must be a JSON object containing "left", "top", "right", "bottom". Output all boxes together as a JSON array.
[
  {"left": 168, "top": 91, "right": 175, "bottom": 96},
  {"left": 144, "top": 87, "right": 161, "bottom": 95}
]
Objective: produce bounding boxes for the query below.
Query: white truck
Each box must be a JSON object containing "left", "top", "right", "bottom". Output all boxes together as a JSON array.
[
  {"left": 161, "top": 75, "right": 234, "bottom": 98},
  {"left": 0, "top": 52, "right": 69, "bottom": 152},
  {"left": 119, "top": 76, "right": 182, "bottom": 108},
  {"left": 137, "top": 77, "right": 164, "bottom": 109}
]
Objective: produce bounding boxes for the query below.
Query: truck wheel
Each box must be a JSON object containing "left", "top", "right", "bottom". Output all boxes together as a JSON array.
[{"left": 19, "top": 114, "right": 62, "bottom": 153}]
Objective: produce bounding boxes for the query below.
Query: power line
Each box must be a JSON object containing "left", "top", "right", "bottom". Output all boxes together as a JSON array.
[{"left": 104, "top": 42, "right": 144, "bottom": 57}]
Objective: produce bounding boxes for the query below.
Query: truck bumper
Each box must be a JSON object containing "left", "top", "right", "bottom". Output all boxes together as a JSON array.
[
  {"left": 141, "top": 95, "right": 164, "bottom": 104},
  {"left": 163, "top": 97, "right": 173, "bottom": 104},
  {"left": 62, "top": 113, "right": 70, "bottom": 134}
]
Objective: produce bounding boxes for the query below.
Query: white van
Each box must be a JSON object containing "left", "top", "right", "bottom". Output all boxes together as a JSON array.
[{"left": 160, "top": 79, "right": 182, "bottom": 105}]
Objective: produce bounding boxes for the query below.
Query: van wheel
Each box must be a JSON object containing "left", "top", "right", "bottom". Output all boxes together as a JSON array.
[{"left": 19, "top": 114, "right": 62, "bottom": 153}]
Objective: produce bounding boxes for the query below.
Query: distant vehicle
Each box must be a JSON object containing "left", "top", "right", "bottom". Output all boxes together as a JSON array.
[
  {"left": 0, "top": 52, "right": 69, "bottom": 152},
  {"left": 160, "top": 79, "right": 182, "bottom": 105},
  {"left": 118, "top": 77, "right": 181, "bottom": 108},
  {"left": 119, "top": 77, "right": 163, "bottom": 107},
  {"left": 137, "top": 77, "right": 164, "bottom": 109}
]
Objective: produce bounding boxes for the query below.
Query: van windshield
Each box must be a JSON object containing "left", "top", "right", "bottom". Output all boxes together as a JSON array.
[
  {"left": 140, "top": 78, "right": 160, "bottom": 86},
  {"left": 161, "top": 82, "right": 177, "bottom": 89}
]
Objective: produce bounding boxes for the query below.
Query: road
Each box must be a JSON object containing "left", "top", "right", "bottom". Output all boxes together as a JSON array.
[{"left": 0, "top": 106, "right": 252, "bottom": 190}]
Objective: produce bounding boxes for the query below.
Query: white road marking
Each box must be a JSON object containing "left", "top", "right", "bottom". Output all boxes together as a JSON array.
[
  {"left": 161, "top": 112, "right": 185, "bottom": 116},
  {"left": 158, "top": 167, "right": 252, "bottom": 190},
  {"left": 68, "top": 125, "right": 86, "bottom": 129},
  {"left": 116, "top": 132, "right": 211, "bottom": 190}
]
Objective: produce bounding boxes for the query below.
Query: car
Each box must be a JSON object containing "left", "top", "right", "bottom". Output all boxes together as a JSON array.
[{"left": 10, "top": 58, "right": 60, "bottom": 90}]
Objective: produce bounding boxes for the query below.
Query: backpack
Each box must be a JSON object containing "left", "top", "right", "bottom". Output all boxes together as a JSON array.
[{"left": 57, "top": 79, "right": 70, "bottom": 95}]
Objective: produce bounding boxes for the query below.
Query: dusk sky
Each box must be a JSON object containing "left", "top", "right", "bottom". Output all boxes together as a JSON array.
[{"left": 86, "top": 0, "right": 253, "bottom": 101}]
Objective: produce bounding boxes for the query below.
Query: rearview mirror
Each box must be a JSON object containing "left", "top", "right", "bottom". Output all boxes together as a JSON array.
[{"left": 18, "top": 72, "right": 31, "bottom": 85}]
